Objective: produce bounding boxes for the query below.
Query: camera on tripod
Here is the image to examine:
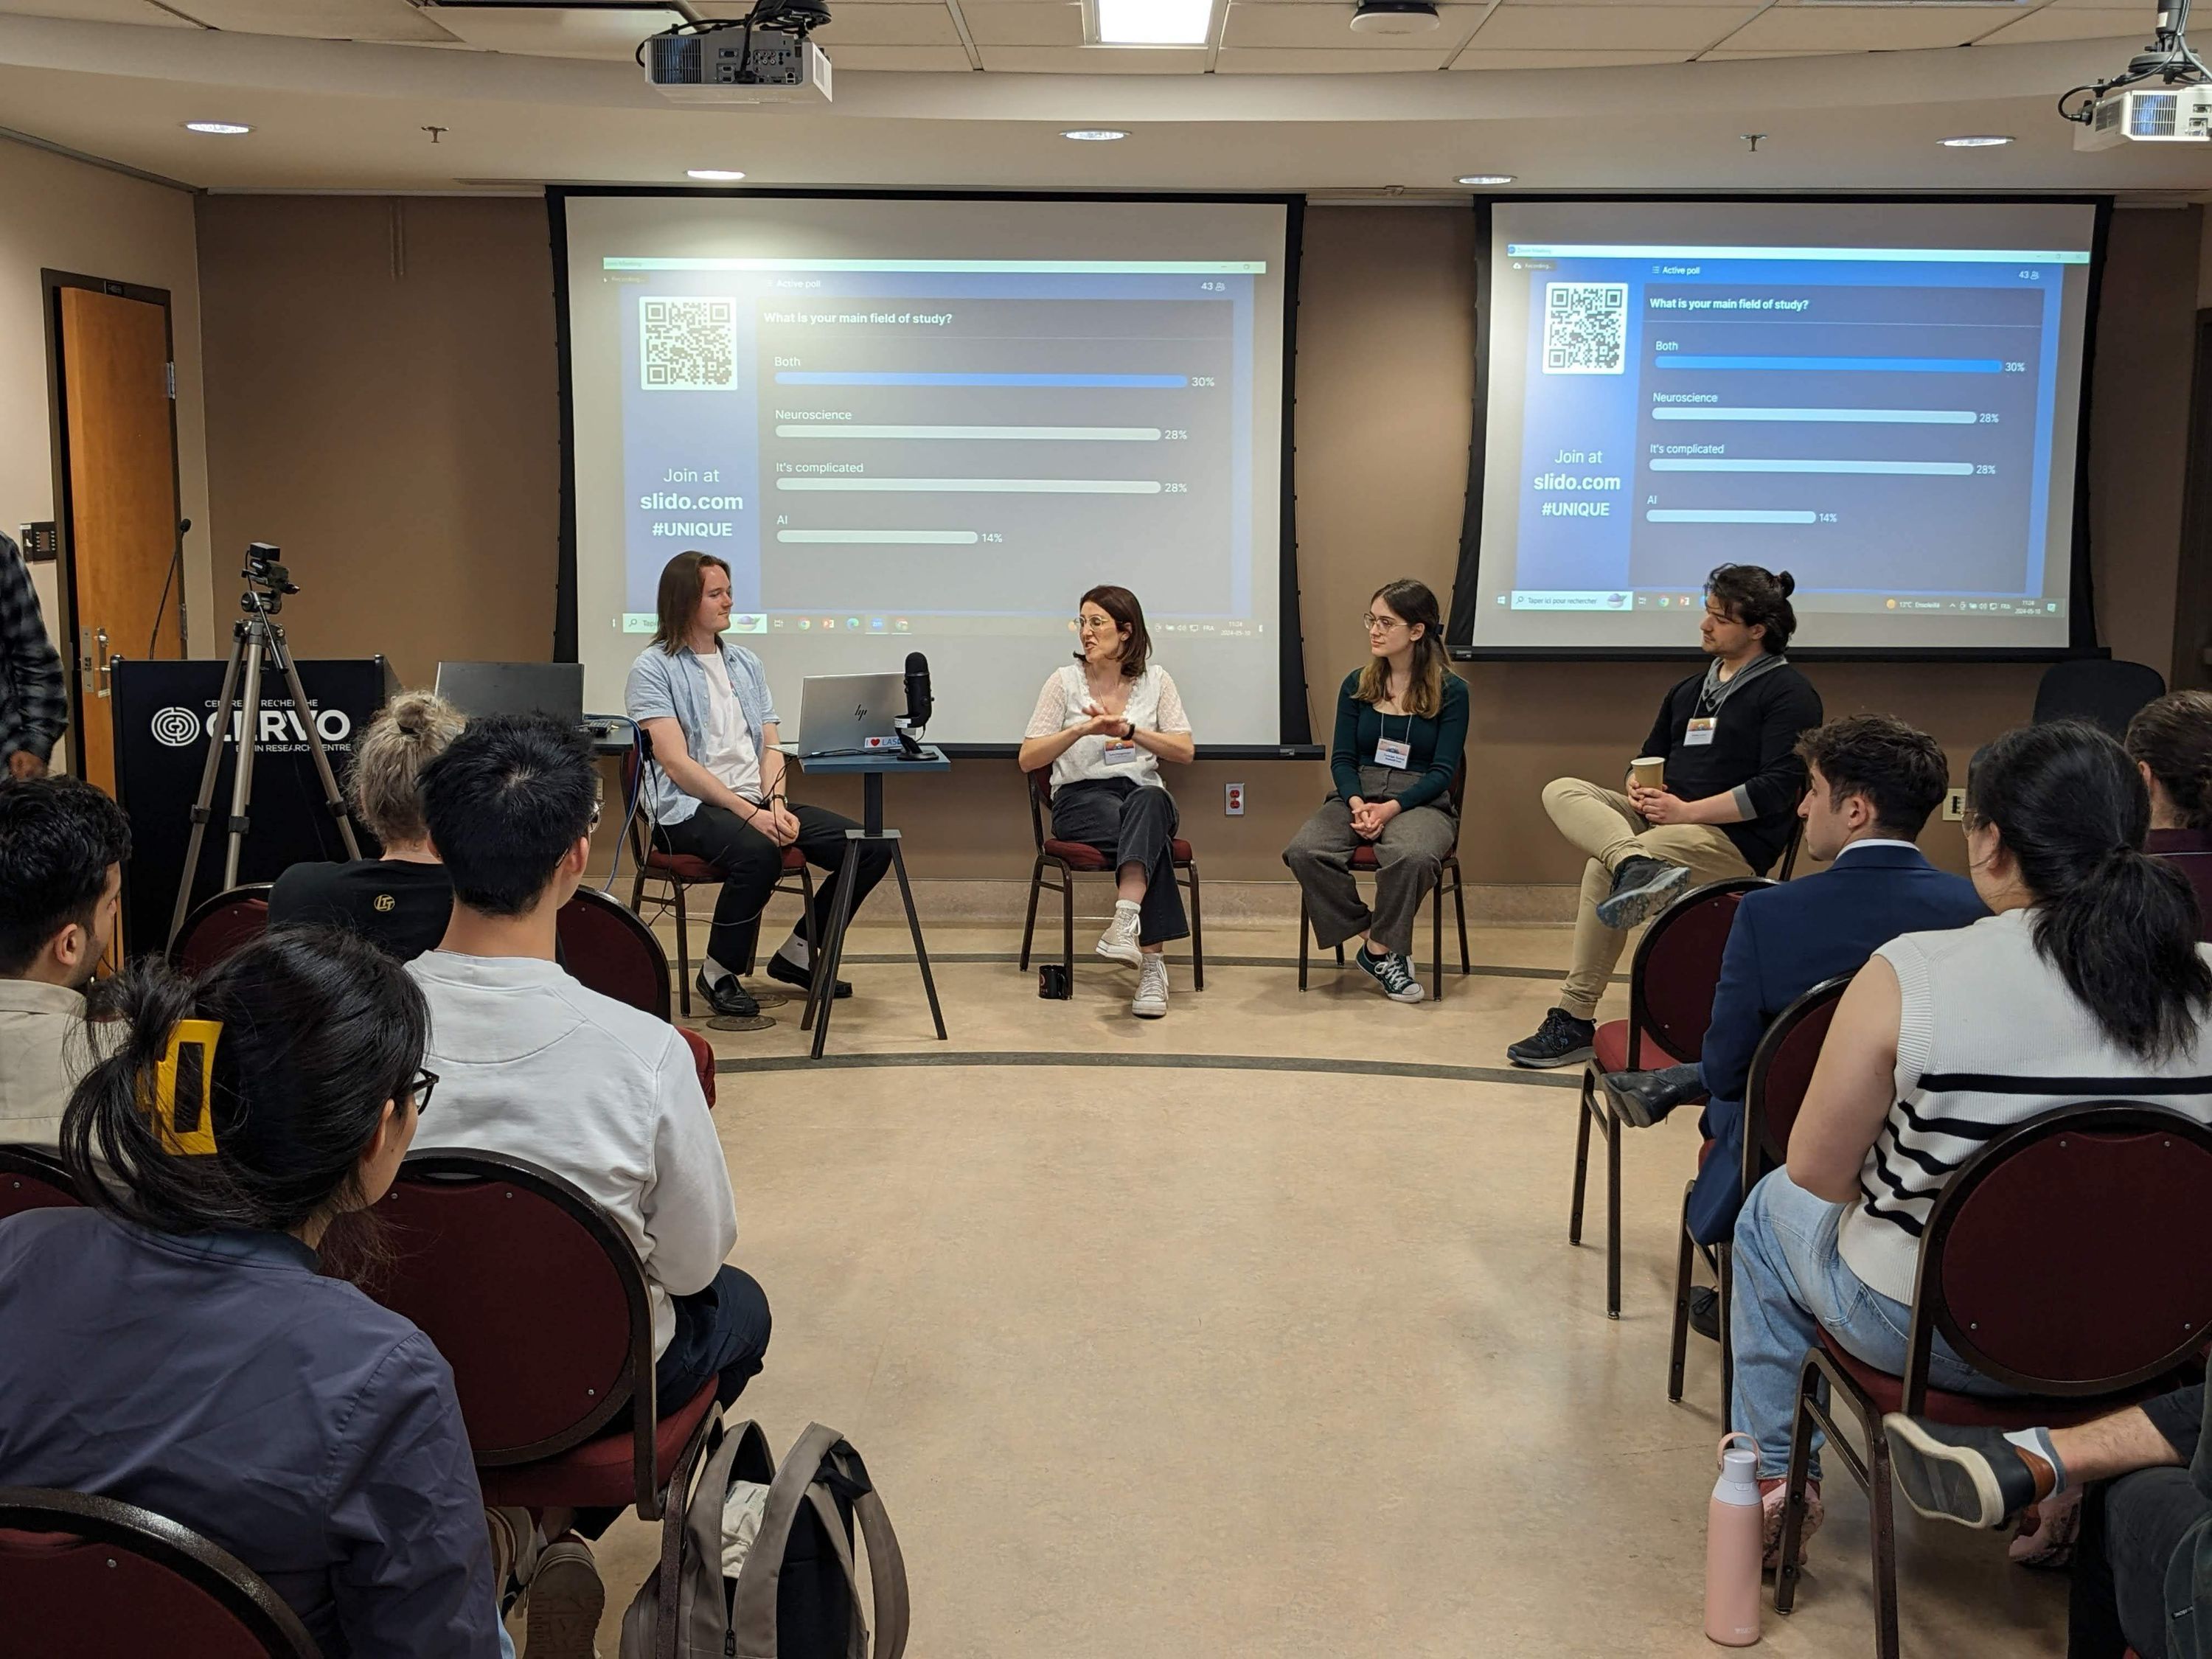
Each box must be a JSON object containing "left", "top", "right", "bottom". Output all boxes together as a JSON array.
[{"left": 241, "top": 541, "right": 300, "bottom": 615}]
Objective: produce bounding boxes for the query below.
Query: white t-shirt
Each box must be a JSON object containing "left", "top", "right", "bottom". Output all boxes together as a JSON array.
[
  {"left": 696, "top": 647, "right": 762, "bottom": 804},
  {"left": 1024, "top": 664, "right": 1190, "bottom": 790}
]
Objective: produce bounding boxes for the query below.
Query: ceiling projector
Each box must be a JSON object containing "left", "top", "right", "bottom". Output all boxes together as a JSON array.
[
  {"left": 641, "top": 3, "right": 832, "bottom": 105},
  {"left": 2062, "top": 1, "right": 2211, "bottom": 145}
]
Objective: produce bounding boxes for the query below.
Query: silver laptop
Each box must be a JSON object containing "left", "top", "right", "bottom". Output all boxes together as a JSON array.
[
  {"left": 433, "top": 661, "right": 585, "bottom": 724},
  {"left": 797, "top": 672, "right": 905, "bottom": 759}
]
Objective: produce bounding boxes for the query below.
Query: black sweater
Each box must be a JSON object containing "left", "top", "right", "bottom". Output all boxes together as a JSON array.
[{"left": 1641, "top": 661, "right": 1823, "bottom": 874}]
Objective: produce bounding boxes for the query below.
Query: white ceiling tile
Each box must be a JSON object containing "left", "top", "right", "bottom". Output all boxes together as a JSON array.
[
  {"left": 961, "top": 1, "right": 1085, "bottom": 44},
  {"left": 1223, "top": 2, "right": 1481, "bottom": 46},
  {"left": 1972, "top": 1, "right": 2142, "bottom": 35},
  {"left": 0, "top": 0, "right": 195, "bottom": 24},
  {"left": 1447, "top": 45, "right": 1685, "bottom": 65},
  {"left": 420, "top": 5, "right": 686, "bottom": 57},
  {"left": 1472, "top": 4, "right": 1752, "bottom": 49},
  {"left": 1698, "top": 44, "right": 1857, "bottom": 55},
  {"left": 2018, "top": 0, "right": 2140, "bottom": 9},
  {"left": 977, "top": 41, "right": 1207, "bottom": 64},
  {"left": 812, "top": 4, "right": 963, "bottom": 44},
  {"left": 816, "top": 41, "right": 975, "bottom": 63},
  {"left": 1711, "top": 6, "right": 1989, "bottom": 49},
  {"left": 1216, "top": 41, "right": 1444, "bottom": 63},
  {"left": 170, "top": 0, "right": 457, "bottom": 38}
]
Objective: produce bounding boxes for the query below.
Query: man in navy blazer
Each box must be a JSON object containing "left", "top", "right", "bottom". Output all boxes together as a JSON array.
[{"left": 1607, "top": 715, "right": 1986, "bottom": 1264}]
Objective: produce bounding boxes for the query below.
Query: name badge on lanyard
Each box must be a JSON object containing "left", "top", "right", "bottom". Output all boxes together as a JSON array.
[
  {"left": 1102, "top": 739, "right": 1141, "bottom": 766},
  {"left": 1683, "top": 715, "right": 1718, "bottom": 748},
  {"left": 1374, "top": 736, "right": 1413, "bottom": 770}
]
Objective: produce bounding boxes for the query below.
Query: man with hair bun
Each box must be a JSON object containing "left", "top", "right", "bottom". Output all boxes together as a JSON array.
[{"left": 1509, "top": 564, "right": 1823, "bottom": 1068}]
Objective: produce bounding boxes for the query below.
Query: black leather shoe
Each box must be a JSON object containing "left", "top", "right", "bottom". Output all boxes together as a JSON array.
[
  {"left": 695, "top": 971, "right": 760, "bottom": 1018},
  {"left": 1607, "top": 1062, "right": 1705, "bottom": 1128},
  {"left": 765, "top": 954, "right": 849, "bottom": 999},
  {"left": 1687, "top": 1285, "right": 1721, "bottom": 1343}
]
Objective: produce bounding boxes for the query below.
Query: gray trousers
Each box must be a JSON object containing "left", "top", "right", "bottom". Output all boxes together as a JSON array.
[{"left": 1282, "top": 765, "right": 1458, "bottom": 957}]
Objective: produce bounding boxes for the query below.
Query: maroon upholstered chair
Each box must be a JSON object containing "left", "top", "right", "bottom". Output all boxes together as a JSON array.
[
  {"left": 0, "top": 1486, "right": 321, "bottom": 1657},
  {"left": 1773, "top": 1103, "right": 2212, "bottom": 1659},
  {"left": 556, "top": 886, "right": 718, "bottom": 1110},
  {"left": 623, "top": 743, "right": 814, "bottom": 1018},
  {"left": 374, "top": 1152, "right": 719, "bottom": 1545},
  {"left": 1020, "top": 768, "right": 1206, "bottom": 992},
  {"left": 1296, "top": 762, "right": 1471, "bottom": 1003},
  {"left": 168, "top": 883, "right": 273, "bottom": 977},
  {"left": 0, "top": 1144, "right": 83, "bottom": 1222},
  {"left": 1571, "top": 875, "right": 1773, "bottom": 1320},
  {"left": 1667, "top": 973, "right": 1851, "bottom": 1418}
]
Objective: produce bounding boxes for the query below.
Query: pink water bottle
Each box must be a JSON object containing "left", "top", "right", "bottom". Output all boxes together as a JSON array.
[{"left": 1705, "top": 1431, "right": 1763, "bottom": 1646}]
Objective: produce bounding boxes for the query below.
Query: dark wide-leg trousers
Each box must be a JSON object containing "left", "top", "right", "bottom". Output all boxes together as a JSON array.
[
  {"left": 656, "top": 801, "right": 891, "bottom": 973},
  {"left": 2070, "top": 1384, "right": 2208, "bottom": 1659},
  {"left": 1050, "top": 778, "right": 1188, "bottom": 946}
]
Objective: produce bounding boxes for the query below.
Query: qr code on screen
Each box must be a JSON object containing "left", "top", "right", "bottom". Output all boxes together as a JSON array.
[
  {"left": 1543, "top": 282, "right": 1629, "bottom": 375},
  {"left": 640, "top": 297, "right": 740, "bottom": 391}
]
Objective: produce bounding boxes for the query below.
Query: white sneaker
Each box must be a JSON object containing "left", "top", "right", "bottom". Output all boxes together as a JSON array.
[
  {"left": 1132, "top": 955, "right": 1169, "bottom": 1018},
  {"left": 1096, "top": 900, "right": 1144, "bottom": 967}
]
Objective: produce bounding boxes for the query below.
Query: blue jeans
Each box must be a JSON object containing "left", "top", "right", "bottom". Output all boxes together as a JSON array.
[{"left": 1730, "top": 1169, "right": 2014, "bottom": 1479}]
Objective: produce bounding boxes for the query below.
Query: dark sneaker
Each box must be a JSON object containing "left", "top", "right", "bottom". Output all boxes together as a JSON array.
[
  {"left": 1356, "top": 945, "right": 1425, "bottom": 1004},
  {"left": 1607, "top": 1062, "right": 1705, "bottom": 1128},
  {"left": 695, "top": 970, "right": 761, "bottom": 1018},
  {"left": 1882, "top": 1416, "right": 2042, "bottom": 1530},
  {"left": 1687, "top": 1285, "right": 1720, "bottom": 1343},
  {"left": 766, "top": 953, "right": 849, "bottom": 999},
  {"left": 1506, "top": 1007, "right": 1596, "bottom": 1068},
  {"left": 1595, "top": 855, "right": 1691, "bottom": 930}
]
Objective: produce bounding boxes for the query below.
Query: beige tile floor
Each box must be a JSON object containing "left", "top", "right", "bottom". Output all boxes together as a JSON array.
[{"left": 553, "top": 910, "right": 2067, "bottom": 1658}]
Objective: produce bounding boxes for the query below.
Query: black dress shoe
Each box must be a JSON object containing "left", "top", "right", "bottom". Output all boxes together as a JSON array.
[
  {"left": 1606, "top": 1062, "right": 1706, "bottom": 1128},
  {"left": 765, "top": 954, "right": 849, "bottom": 999},
  {"left": 1687, "top": 1285, "right": 1721, "bottom": 1343},
  {"left": 695, "top": 972, "right": 760, "bottom": 1018}
]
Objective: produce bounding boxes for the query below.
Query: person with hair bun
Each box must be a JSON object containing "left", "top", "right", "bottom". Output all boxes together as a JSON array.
[
  {"left": 2125, "top": 688, "right": 2212, "bottom": 939},
  {"left": 1727, "top": 720, "right": 2212, "bottom": 1571},
  {"left": 0, "top": 928, "right": 501, "bottom": 1657},
  {"left": 269, "top": 688, "right": 466, "bottom": 961},
  {"left": 1509, "top": 563, "right": 1823, "bottom": 1067}
]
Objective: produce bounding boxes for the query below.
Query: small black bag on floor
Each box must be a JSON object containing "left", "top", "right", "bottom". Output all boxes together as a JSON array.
[{"left": 620, "top": 1417, "right": 909, "bottom": 1659}]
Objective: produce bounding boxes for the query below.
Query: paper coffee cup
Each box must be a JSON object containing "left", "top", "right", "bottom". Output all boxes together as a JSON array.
[{"left": 1632, "top": 757, "right": 1666, "bottom": 790}]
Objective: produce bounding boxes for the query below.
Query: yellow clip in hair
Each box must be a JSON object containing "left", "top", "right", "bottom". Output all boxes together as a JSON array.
[{"left": 148, "top": 1018, "right": 223, "bottom": 1155}]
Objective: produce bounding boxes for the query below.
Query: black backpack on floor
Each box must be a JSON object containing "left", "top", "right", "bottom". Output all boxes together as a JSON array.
[{"left": 621, "top": 1418, "right": 909, "bottom": 1659}]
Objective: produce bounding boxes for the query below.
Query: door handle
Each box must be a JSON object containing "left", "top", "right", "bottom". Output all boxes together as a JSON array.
[{"left": 94, "top": 626, "right": 111, "bottom": 699}]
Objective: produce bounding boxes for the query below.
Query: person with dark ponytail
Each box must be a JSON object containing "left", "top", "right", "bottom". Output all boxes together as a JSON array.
[
  {"left": 0, "top": 928, "right": 502, "bottom": 1657},
  {"left": 2125, "top": 689, "right": 2212, "bottom": 939},
  {"left": 1726, "top": 721, "right": 2212, "bottom": 1573}
]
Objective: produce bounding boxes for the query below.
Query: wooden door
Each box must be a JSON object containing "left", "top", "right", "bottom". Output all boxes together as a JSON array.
[{"left": 57, "top": 285, "right": 181, "bottom": 794}]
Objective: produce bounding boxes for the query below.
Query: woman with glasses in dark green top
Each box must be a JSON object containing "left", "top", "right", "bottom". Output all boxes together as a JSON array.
[{"left": 1282, "top": 578, "right": 1470, "bottom": 1004}]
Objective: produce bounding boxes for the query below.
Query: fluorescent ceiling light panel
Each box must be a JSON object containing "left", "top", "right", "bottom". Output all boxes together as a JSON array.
[
  {"left": 687, "top": 169, "right": 747, "bottom": 180},
  {"left": 184, "top": 121, "right": 253, "bottom": 134},
  {"left": 1062, "top": 128, "right": 1130, "bottom": 141},
  {"left": 1939, "top": 134, "right": 2014, "bottom": 147},
  {"left": 1458, "top": 174, "right": 1515, "bottom": 185},
  {"left": 1095, "top": 0, "right": 1212, "bottom": 46}
]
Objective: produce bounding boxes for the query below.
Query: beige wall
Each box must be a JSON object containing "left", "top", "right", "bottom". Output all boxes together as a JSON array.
[
  {"left": 195, "top": 197, "right": 2202, "bottom": 888},
  {"left": 0, "top": 136, "right": 212, "bottom": 762}
]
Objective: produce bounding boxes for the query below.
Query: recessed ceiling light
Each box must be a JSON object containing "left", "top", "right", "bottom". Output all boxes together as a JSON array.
[
  {"left": 1940, "top": 134, "right": 2014, "bottom": 147},
  {"left": 686, "top": 169, "right": 746, "bottom": 181},
  {"left": 1062, "top": 128, "right": 1130, "bottom": 142},
  {"left": 1458, "top": 174, "right": 1516, "bottom": 186},
  {"left": 1350, "top": 0, "right": 1439, "bottom": 32},
  {"left": 1095, "top": 0, "right": 1212, "bottom": 46},
  {"left": 184, "top": 121, "right": 252, "bottom": 136}
]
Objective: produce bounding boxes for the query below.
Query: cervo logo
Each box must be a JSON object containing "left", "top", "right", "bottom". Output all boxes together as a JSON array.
[
  {"left": 150, "top": 706, "right": 355, "bottom": 748},
  {"left": 151, "top": 707, "right": 201, "bottom": 748}
]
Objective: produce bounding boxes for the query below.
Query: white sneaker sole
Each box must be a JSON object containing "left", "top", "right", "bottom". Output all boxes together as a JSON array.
[
  {"left": 1095, "top": 934, "right": 1144, "bottom": 968},
  {"left": 1131, "top": 996, "right": 1167, "bottom": 1018}
]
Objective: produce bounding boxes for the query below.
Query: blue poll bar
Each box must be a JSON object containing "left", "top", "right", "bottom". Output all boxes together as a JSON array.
[
  {"left": 775, "top": 371, "right": 1190, "bottom": 388},
  {"left": 1654, "top": 355, "right": 2005, "bottom": 374}
]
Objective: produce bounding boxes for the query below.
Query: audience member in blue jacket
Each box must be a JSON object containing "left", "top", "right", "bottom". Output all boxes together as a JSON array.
[{"left": 1605, "top": 716, "right": 1987, "bottom": 1267}]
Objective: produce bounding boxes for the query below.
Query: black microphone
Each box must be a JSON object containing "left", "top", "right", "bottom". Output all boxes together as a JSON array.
[{"left": 903, "top": 651, "right": 933, "bottom": 731}]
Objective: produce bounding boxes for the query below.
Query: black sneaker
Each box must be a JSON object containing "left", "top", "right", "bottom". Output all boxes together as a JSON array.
[
  {"left": 1506, "top": 1006, "right": 1596, "bottom": 1068},
  {"left": 1595, "top": 855, "right": 1691, "bottom": 929},
  {"left": 695, "top": 970, "right": 760, "bottom": 1018},
  {"left": 765, "top": 953, "right": 849, "bottom": 999},
  {"left": 1355, "top": 945, "right": 1425, "bottom": 1004},
  {"left": 1881, "top": 1416, "right": 2043, "bottom": 1531}
]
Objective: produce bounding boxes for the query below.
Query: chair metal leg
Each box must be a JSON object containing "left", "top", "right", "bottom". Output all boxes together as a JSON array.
[
  {"left": 1717, "top": 1245, "right": 1735, "bottom": 1429},
  {"left": 1061, "top": 863, "right": 1074, "bottom": 984},
  {"left": 1668, "top": 1180, "right": 1696, "bottom": 1402},
  {"left": 1570, "top": 1067, "right": 1594, "bottom": 1245},
  {"left": 674, "top": 882, "right": 692, "bottom": 1018},
  {"left": 1453, "top": 866, "right": 1471, "bottom": 974},
  {"left": 1183, "top": 860, "right": 1204, "bottom": 992},
  {"left": 1606, "top": 1094, "right": 1624, "bottom": 1319},
  {"left": 1020, "top": 857, "right": 1046, "bottom": 972},
  {"left": 1430, "top": 878, "right": 1444, "bottom": 1003},
  {"left": 1774, "top": 1351, "right": 1825, "bottom": 1615},
  {"left": 1298, "top": 894, "right": 1311, "bottom": 991}
]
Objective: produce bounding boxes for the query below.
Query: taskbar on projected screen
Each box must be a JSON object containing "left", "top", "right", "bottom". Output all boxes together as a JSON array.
[
  {"left": 613, "top": 613, "right": 1265, "bottom": 640},
  {"left": 1505, "top": 591, "right": 2062, "bottom": 619}
]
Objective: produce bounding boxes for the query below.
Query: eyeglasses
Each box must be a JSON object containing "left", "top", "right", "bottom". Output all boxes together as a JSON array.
[
  {"left": 1363, "top": 615, "right": 1409, "bottom": 633},
  {"left": 1076, "top": 615, "right": 1116, "bottom": 632},
  {"left": 406, "top": 1069, "right": 438, "bottom": 1116}
]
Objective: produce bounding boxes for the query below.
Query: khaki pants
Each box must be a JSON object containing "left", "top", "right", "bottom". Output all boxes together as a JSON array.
[{"left": 1543, "top": 776, "right": 1751, "bottom": 1020}]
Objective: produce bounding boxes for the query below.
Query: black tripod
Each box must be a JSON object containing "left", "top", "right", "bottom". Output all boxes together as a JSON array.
[{"left": 166, "top": 551, "right": 358, "bottom": 947}]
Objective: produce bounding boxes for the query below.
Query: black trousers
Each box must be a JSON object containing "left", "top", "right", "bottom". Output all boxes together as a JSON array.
[
  {"left": 656, "top": 801, "right": 891, "bottom": 974},
  {"left": 1050, "top": 778, "right": 1187, "bottom": 946},
  {"left": 2071, "top": 1384, "right": 2207, "bottom": 1659}
]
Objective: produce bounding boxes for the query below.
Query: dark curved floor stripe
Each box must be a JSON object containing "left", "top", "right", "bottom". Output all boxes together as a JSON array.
[
  {"left": 713, "top": 1049, "right": 1583, "bottom": 1088},
  {"left": 820, "top": 950, "right": 1620, "bottom": 984}
]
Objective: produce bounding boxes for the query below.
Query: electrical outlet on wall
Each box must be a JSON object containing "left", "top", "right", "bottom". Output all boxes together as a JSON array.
[
  {"left": 1943, "top": 787, "right": 1966, "bottom": 821},
  {"left": 1225, "top": 783, "right": 1245, "bottom": 817}
]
